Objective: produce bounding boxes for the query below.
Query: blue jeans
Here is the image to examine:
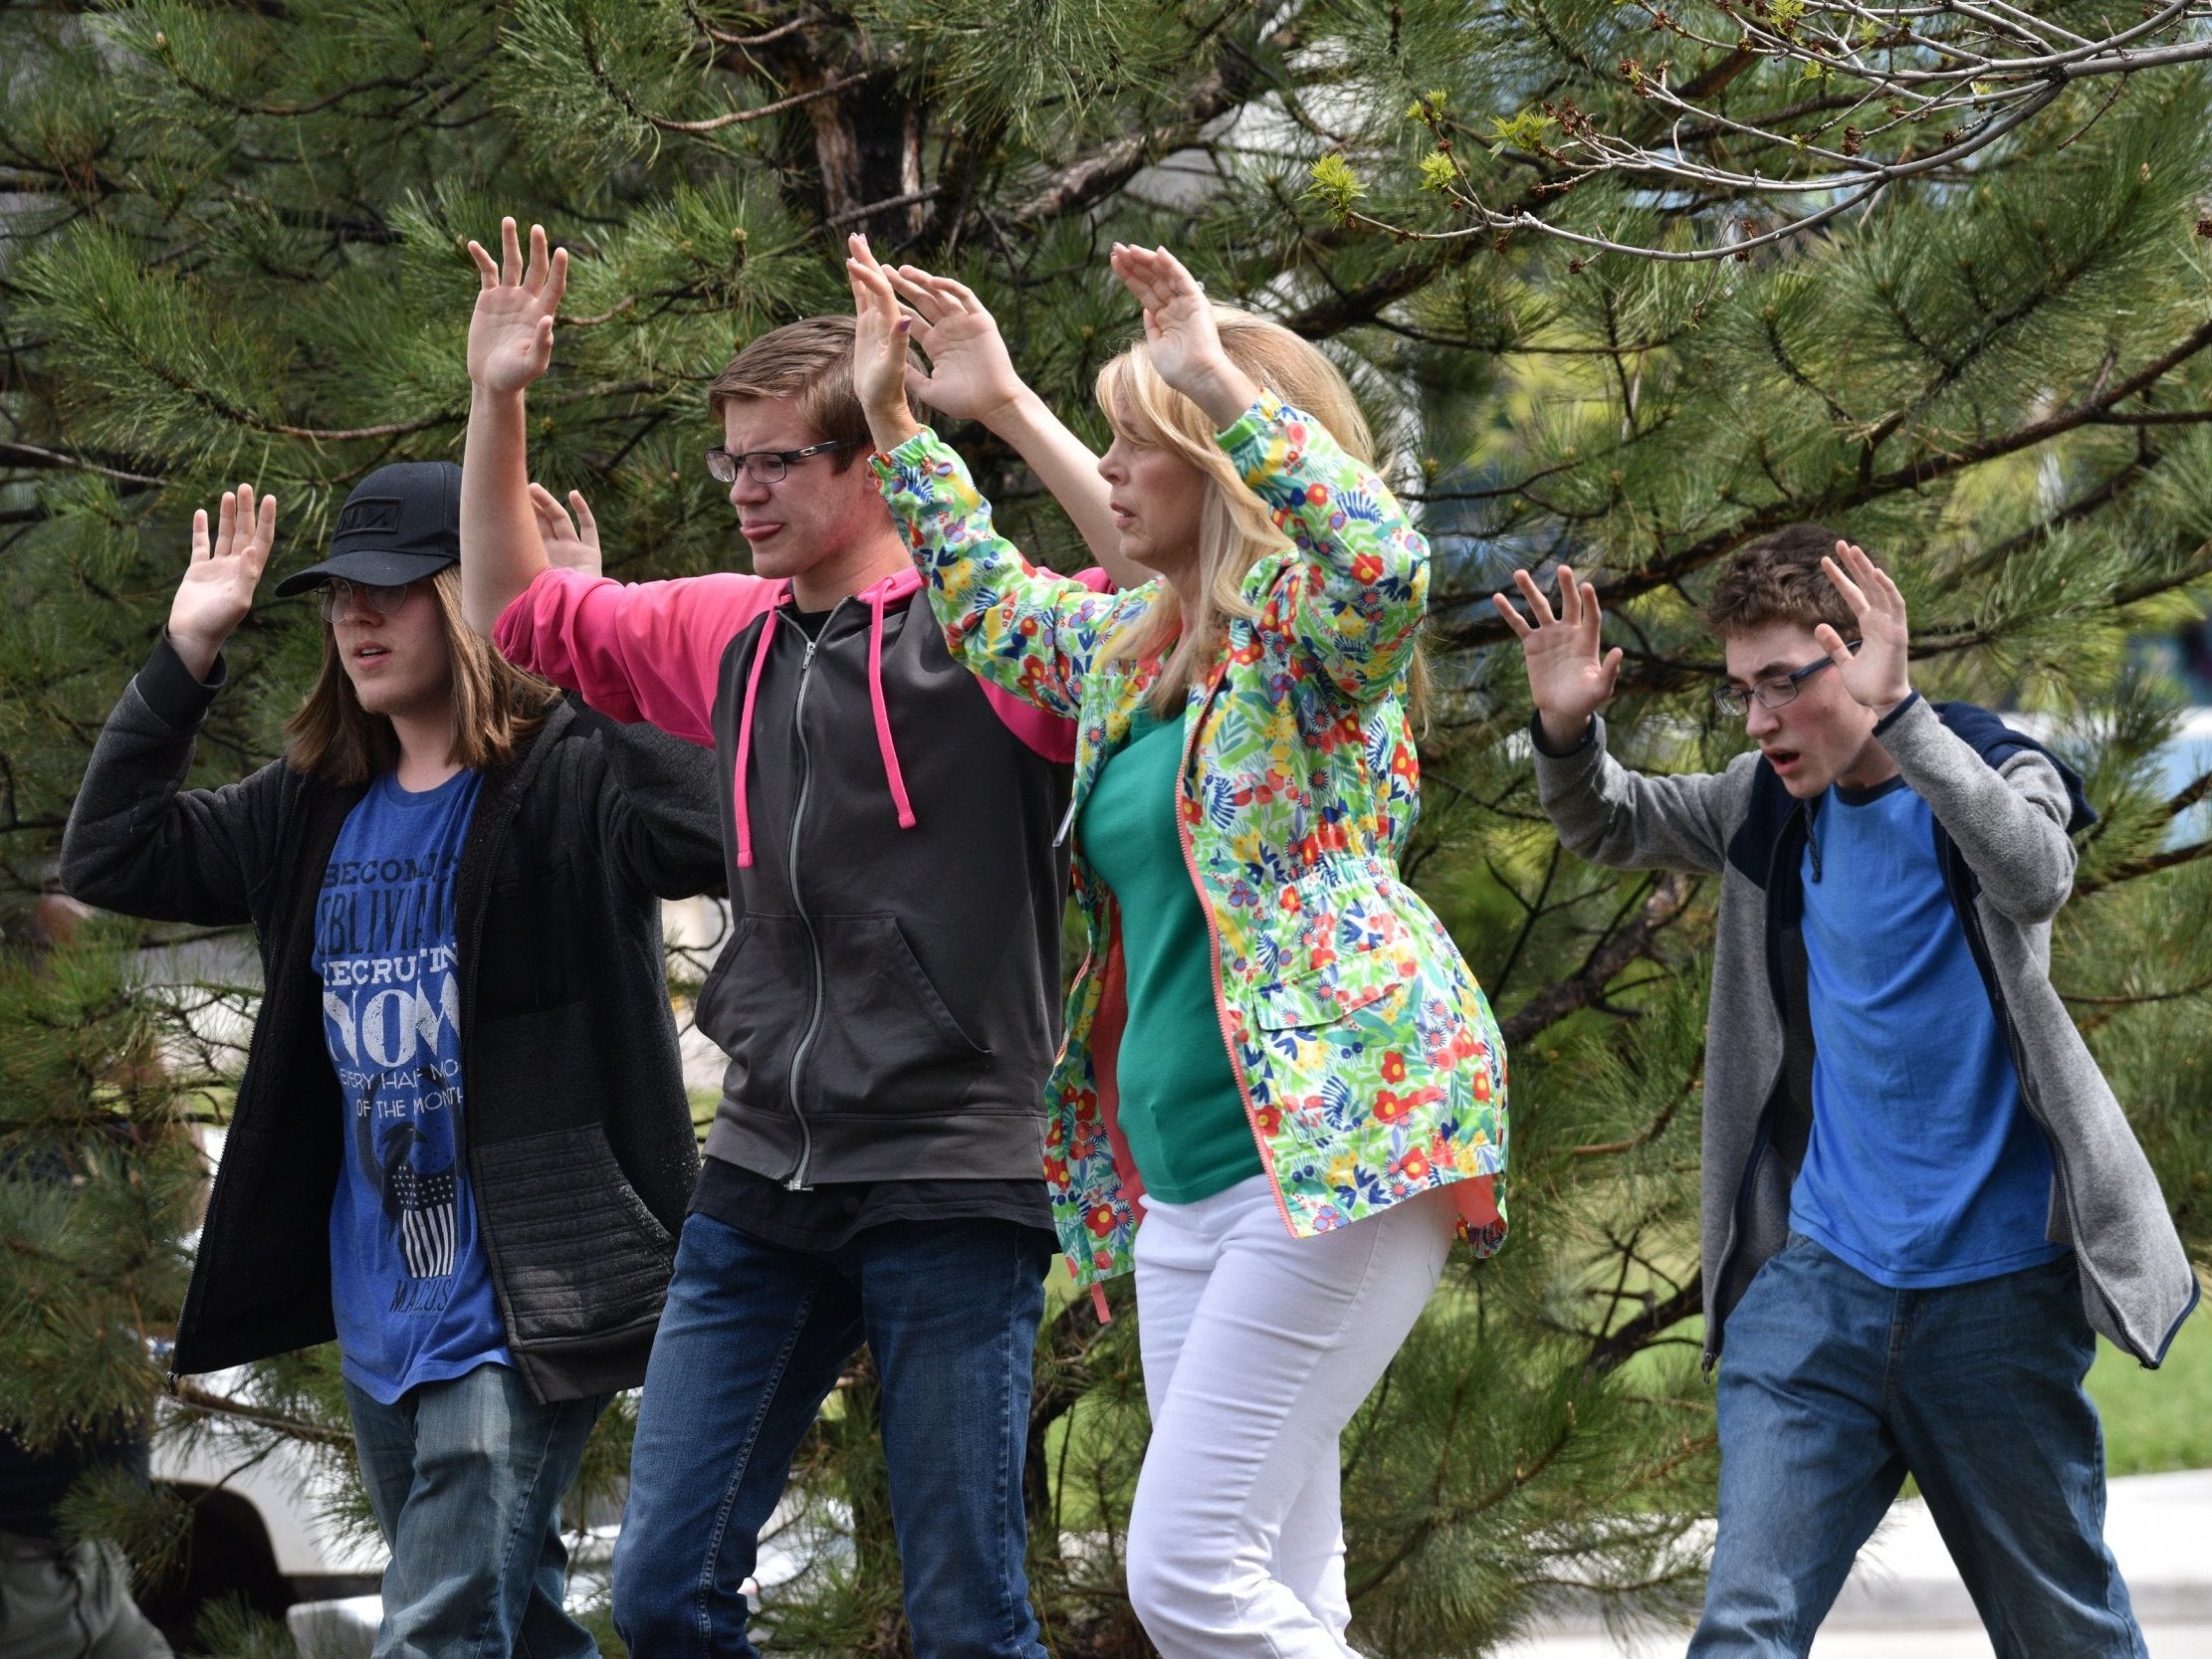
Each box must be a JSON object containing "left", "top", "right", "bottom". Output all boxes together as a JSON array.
[
  {"left": 344, "top": 1363, "right": 606, "bottom": 1659},
  {"left": 611, "top": 1212, "right": 1054, "bottom": 1659},
  {"left": 1691, "top": 1233, "right": 2144, "bottom": 1659}
]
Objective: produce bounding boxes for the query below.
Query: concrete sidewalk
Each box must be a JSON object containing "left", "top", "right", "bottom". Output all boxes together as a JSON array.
[{"left": 1497, "top": 1469, "right": 2212, "bottom": 1656}]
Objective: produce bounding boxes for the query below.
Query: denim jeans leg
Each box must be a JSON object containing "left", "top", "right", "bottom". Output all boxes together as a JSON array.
[
  {"left": 1689, "top": 1238, "right": 1908, "bottom": 1659},
  {"left": 611, "top": 1213, "right": 863, "bottom": 1659},
  {"left": 854, "top": 1219, "right": 1054, "bottom": 1659},
  {"left": 1889, "top": 1255, "right": 2146, "bottom": 1659},
  {"left": 348, "top": 1386, "right": 420, "bottom": 1550},
  {"left": 342, "top": 1364, "right": 605, "bottom": 1659}
]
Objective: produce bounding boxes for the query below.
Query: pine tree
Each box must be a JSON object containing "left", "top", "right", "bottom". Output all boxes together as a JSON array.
[{"left": 3, "top": 2, "right": 2208, "bottom": 1654}]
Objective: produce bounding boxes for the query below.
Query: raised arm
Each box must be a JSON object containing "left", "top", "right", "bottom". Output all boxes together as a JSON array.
[
  {"left": 1496, "top": 565, "right": 1743, "bottom": 874},
  {"left": 1491, "top": 564, "right": 1625, "bottom": 755},
  {"left": 1820, "top": 540, "right": 2079, "bottom": 921},
  {"left": 1111, "top": 244, "right": 1434, "bottom": 700},
  {"left": 460, "top": 217, "right": 567, "bottom": 634},
  {"left": 848, "top": 237, "right": 1120, "bottom": 720},
  {"left": 62, "top": 487, "right": 289, "bottom": 926},
  {"left": 880, "top": 263, "right": 1141, "bottom": 587},
  {"left": 531, "top": 483, "right": 601, "bottom": 576}
]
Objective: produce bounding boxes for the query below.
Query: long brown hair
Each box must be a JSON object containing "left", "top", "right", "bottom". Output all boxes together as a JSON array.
[
  {"left": 286, "top": 566, "right": 559, "bottom": 784},
  {"left": 1096, "top": 308, "right": 1429, "bottom": 722}
]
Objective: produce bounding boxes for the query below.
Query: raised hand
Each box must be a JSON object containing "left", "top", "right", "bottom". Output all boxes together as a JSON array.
[
  {"left": 466, "top": 218, "right": 567, "bottom": 395},
  {"left": 1818, "top": 540, "right": 1912, "bottom": 715},
  {"left": 530, "top": 483, "right": 599, "bottom": 577},
  {"left": 886, "top": 265, "right": 1025, "bottom": 427},
  {"left": 1490, "top": 564, "right": 1624, "bottom": 750},
  {"left": 844, "top": 234, "right": 922, "bottom": 449},
  {"left": 168, "top": 484, "right": 278, "bottom": 680},
  {"left": 1107, "top": 243, "right": 1256, "bottom": 428}
]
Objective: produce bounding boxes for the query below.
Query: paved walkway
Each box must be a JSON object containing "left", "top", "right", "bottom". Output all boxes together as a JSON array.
[
  {"left": 289, "top": 1471, "right": 2212, "bottom": 1658},
  {"left": 1498, "top": 1469, "right": 2212, "bottom": 1656}
]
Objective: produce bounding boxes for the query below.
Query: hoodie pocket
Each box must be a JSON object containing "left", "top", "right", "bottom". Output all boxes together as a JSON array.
[
  {"left": 804, "top": 914, "right": 996, "bottom": 1115},
  {"left": 472, "top": 1122, "right": 675, "bottom": 1345},
  {"left": 694, "top": 918, "right": 810, "bottom": 1111}
]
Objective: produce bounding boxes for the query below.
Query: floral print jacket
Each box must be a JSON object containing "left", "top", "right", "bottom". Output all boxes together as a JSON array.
[{"left": 871, "top": 391, "right": 1508, "bottom": 1289}]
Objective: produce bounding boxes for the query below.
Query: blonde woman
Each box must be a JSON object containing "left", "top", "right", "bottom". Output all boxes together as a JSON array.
[{"left": 846, "top": 237, "right": 1508, "bottom": 1655}]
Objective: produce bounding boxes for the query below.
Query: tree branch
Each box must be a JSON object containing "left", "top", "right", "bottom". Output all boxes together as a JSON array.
[{"left": 1498, "top": 871, "right": 1697, "bottom": 1047}]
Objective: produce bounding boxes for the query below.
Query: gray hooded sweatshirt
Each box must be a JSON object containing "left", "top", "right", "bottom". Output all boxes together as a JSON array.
[{"left": 1532, "top": 693, "right": 2198, "bottom": 1370}]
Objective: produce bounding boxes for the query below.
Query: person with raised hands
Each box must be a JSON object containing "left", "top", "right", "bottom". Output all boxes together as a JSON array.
[
  {"left": 60, "top": 470, "right": 724, "bottom": 1659},
  {"left": 1495, "top": 528, "right": 2194, "bottom": 1658},
  {"left": 850, "top": 234, "right": 1508, "bottom": 1657},
  {"left": 459, "top": 216, "right": 1119, "bottom": 1659}
]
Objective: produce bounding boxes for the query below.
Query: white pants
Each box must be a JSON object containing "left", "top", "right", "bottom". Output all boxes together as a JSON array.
[{"left": 1126, "top": 1173, "right": 1454, "bottom": 1657}]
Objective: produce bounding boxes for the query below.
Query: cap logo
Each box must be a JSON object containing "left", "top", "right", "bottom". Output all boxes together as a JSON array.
[{"left": 336, "top": 499, "right": 402, "bottom": 537}]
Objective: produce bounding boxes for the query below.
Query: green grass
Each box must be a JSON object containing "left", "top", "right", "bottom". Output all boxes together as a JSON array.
[{"left": 2090, "top": 1298, "right": 2212, "bottom": 1476}]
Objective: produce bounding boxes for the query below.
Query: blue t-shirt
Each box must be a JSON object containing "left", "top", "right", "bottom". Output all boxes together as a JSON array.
[
  {"left": 313, "top": 769, "right": 511, "bottom": 1402},
  {"left": 1789, "top": 776, "right": 2067, "bottom": 1289}
]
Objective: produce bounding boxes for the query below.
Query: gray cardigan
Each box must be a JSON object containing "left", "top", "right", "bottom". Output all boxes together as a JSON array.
[{"left": 1532, "top": 694, "right": 2198, "bottom": 1369}]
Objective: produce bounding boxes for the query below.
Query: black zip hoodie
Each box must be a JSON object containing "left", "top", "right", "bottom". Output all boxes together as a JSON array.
[
  {"left": 495, "top": 562, "right": 1102, "bottom": 1190},
  {"left": 60, "top": 639, "right": 726, "bottom": 1403}
]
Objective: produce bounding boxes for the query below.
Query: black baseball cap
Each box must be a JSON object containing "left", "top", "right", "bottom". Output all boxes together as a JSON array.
[{"left": 274, "top": 461, "right": 463, "bottom": 597}]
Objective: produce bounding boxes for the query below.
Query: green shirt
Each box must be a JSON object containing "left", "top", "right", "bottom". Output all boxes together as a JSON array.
[{"left": 1078, "top": 709, "right": 1263, "bottom": 1204}]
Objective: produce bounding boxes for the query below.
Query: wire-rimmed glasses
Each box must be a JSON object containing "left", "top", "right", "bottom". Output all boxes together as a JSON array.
[{"left": 703, "top": 438, "right": 864, "bottom": 486}]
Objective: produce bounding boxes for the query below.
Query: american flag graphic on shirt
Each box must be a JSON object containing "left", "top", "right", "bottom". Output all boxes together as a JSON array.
[{"left": 388, "top": 1162, "right": 459, "bottom": 1280}]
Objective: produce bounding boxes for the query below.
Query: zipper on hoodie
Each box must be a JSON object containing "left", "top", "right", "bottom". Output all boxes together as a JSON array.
[
  {"left": 1705, "top": 801, "right": 1803, "bottom": 1375},
  {"left": 781, "top": 599, "right": 847, "bottom": 1191}
]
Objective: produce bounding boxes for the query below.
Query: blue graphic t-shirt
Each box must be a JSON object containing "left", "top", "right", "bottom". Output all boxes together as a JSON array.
[
  {"left": 313, "top": 768, "right": 511, "bottom": 1402},
  {"left": 1789, "top": 776, "right": 2066, "bottom": 1289}
]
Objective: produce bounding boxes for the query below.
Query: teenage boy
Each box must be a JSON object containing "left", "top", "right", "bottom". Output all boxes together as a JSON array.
[
  {"left": 457, "top": 222, "right": 1123, "bottom": 1658},
  {"left": 62, "top": 468, "right": 724, "bottom": 1659},
  {"left": 1495, "top": 525, "right": 2197, "bottom": 1658}
]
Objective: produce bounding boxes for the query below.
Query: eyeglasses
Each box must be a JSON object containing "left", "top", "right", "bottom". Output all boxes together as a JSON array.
[
  {"left": 1712, "top": 645, "right": 1858, "bottom": 719},
  {"left": 317, "top": 577, "right": 419, "bottom": 622},
  {"left": 704, "top": 438, "right": 863, "bottom": 486}
]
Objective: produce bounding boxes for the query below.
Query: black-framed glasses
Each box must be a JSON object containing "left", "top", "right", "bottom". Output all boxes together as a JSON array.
[
  {"left": 704, "top": 438, "right": 863, "bottom": 486},
  {"left": 1712, "top": 644, "right": 1857, "bottom": 719},
  {"left": 317, "top": 577, "right": 419, "bottom": 622}
]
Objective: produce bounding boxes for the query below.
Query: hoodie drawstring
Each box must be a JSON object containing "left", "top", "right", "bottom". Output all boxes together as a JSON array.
[
  {"left": 867, "top": 589, "right": 918, "bottom": 831},
  {"left": 733, "top": 594, "right": 919, "bottom": 868},
  {"left": 732, "top": 609, "right": 777, "bottom": 869}
]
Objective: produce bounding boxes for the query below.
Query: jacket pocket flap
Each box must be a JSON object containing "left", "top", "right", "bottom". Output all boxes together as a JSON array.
[
  {"left": 1247, "top": 863, "right": 1411, "bottom": 1031},
  {"left": 1251, "top": 968, "right": 1398, "bottom": 1031}
]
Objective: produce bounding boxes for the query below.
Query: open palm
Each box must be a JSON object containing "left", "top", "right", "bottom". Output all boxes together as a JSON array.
[
  {"left": 1817, "top": 540, "right": 1913, "bottom": 712},
  {"left": 888, "top": 266, "right": 1023, "bottom": 425},
  {"left": 168, "top": 485, "right": 278, "bottom": 658},
  {"left": 1491, "top": 565, "right": 1623, "bottom": 738},
  {"left": 845, "top": 235, "right": 922, "bottom": 446},
  {"left": 467, "top": 218, "right": 567, "bottom": 395},
  {"left": 531, "top": 484, "right": 600, "bottom": 576},
  {"left": 1107, "top": 243, "right": 1260, "bottom": 426},
  {"left": 1109, "top": 243, "right": 1229, "bottom": 402}
]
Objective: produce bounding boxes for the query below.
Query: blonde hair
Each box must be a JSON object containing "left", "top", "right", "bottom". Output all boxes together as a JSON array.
[
  {"left": 1096, "top": 309, "right": 1425, "bottom": 720},
  {"left": 286, "top": 566, "right": 560, "bottom": 784}
]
